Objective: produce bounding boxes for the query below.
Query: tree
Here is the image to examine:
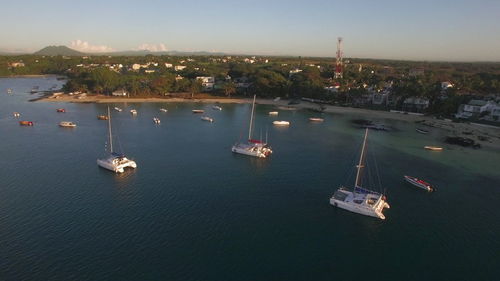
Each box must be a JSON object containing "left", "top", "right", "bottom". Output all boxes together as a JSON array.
[{"left": 222, "top": 81, "right": 236, "bottom": 97}]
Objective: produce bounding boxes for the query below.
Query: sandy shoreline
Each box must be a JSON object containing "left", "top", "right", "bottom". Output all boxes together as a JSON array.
[{"left": 38, "top": 94, "right": 500, "bottom": 149}]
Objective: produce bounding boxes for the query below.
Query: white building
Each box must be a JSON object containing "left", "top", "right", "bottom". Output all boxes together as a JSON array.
[
  {"left": 175, "top": 65, "right": 187, "bottom": 71},
  {"left": 164, "top": 63, "right": 173, "bottom": 68},
  {"left": 112, "top": 89, "right": 128, "bottom": 96},
  {"left": 289, "top": 68, "right": 303, "bottom": 77},
  {"left": 132, "top": 64, "right": 141, "bottom": 70},
  {"left": 196, "top": 76, "right": 215, "bottom": 91},
  {"left": 441, "top": 81, "right": 454, "bottom": 90},
  {"left": 402, "top": 97, "right": 429, "bottom": 112}
]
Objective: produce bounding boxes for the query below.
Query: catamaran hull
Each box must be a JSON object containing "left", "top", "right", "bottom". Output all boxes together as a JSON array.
[
  {"left": 330, "top": 198, "right": 388, "bottom": 219},
  {"left": 97, "top": 159, "right": 137, "bottom": 173},
  {"left": 231, "top": 146, "right": 268, "bottom": 158}
]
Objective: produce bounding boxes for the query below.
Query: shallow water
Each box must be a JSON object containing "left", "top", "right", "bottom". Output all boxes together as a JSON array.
[{"left": 0, "top": 77, "right": 499, "bottom": 281}]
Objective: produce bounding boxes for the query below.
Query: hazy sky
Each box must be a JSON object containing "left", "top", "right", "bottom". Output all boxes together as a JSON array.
[{"left": 1, "top": 0, "right": 499, "bottom": 61}]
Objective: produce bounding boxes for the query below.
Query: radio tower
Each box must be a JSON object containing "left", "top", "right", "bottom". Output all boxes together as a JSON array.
[{"left": 334, "top": 37, "right": 343, "bottom": 79}]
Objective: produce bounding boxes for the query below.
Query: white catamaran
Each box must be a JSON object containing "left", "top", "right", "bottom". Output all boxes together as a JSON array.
[
  {"left": 231, "top": 95, "right": 272, "bottom": 158},
  {"left": 330, "top": 128, "right": 390, "bottom": 219},
  {"left": 97, "top": 107, "right": 137, "bottom": 173}
]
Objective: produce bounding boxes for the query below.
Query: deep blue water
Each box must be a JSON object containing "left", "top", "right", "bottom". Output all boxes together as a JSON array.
[{"left": 0, "top": 77, "right": 499, "bottom": 281}]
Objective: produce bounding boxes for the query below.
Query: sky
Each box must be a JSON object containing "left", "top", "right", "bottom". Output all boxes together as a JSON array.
[{"left": 1, "top": 0, "right": 500, "bottom": 61}]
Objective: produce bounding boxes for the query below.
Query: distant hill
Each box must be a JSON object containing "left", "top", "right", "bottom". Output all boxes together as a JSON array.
[
  {"left": 95, "top": 50, "right": 227, "bottom": 57},
  {"left": 34, "top": 46, "right": 86, "bottom": 56}
]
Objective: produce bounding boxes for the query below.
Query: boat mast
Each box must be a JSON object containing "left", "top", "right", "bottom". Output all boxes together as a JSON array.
[
  {"left": 248, "top": 94, "right": 256, "bottom": 140},
  {"left": 107, "top": 106, "right": 113, "bottom": 153},
  {"left": 354, "top": 128, "right": 369, "bottom": 188}
]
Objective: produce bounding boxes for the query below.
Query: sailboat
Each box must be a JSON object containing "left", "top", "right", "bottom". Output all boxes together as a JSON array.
[
  {"left": 330, "top": 128, "right": 390, "bottom": 219},
  {"left": 231, "top": 95, "right": 272, "bottom": 158},
  {"left": 97, "top": 107, "right": 137, "bottom": 173}
]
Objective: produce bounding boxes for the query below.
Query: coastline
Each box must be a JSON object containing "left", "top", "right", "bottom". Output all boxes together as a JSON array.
[
  {"left": 0, "top": 74, "right": 65, "bottom": 78},
  {"left": 37, "top": 93, "right": 500, "bottom": 149}
]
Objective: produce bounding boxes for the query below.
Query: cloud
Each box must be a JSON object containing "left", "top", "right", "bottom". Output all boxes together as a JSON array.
[
  {"left": 70, "top": 39, "right": 115, "bottom": 53},
  {"left": 135, "top": 43, "right": 168, "bottom": 52}
]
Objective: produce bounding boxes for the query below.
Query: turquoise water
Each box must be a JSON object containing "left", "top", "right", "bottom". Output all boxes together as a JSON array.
[{"left": 1, "top": 77, "right": 499, "bottom": 281}]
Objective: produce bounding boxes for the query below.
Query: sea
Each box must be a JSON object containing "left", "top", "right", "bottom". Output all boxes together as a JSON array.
[{"left": 0, "top": 77, "right": 499, "bottom": 281}]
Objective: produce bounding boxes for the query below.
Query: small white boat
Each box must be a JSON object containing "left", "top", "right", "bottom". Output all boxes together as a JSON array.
[
  {"left": 268, "top": 111, "right": 279, "bottom": 115},
  {"left": 424, "top": 146, "right": 443, "bottom": 151},
  {"left": 130, "top": 109, "right": 137, "bottom": 115},
  {"left": 404, "top": 175, "right": 434, "bottom": 192},
  {"left": 212, "top": 105, "right": 222, "bottom": 111},
  {"left": 192, "top": 109, "right": 204, "bottom": 113},
  {"left": 273, "top": 120, "right": 290, "bottom": 126},
  {"left": 160, "top": 108, "right": 168, "bottom": 112},
  {"left": 153, "top": 117, "right": 161, "bottom": 124},
  {"left": 13, "top": 112, "right": 20, "bottom": 118},
  {"left": 309, "top": 117, "right": 324, "bottom": 122},
  {"left": 7, "top": 88, "right": 13, "bottom": 94},
  {"left": 201, "top": 116, "right": 214, "bottom": 122},
  {"left": 59, "top": 121, "right": 76, "bottom": 128},
  {"left": 114, "top": 107, "right": 122, "bottom": 112}
]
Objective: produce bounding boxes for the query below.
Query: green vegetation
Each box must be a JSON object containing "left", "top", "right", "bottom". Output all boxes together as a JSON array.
[{"left": 1, "top": 53, "right": 500, "bottom": 117}]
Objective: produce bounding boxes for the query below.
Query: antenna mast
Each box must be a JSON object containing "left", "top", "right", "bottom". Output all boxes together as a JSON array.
[{"left": 334, "top": 37, "right": 343, "bottom": 79}]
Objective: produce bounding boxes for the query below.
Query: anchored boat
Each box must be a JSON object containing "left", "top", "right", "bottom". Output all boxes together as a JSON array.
[
  {"left": 192, "top": 109, "right": 204, "bottom": 113},
  {"left": 309, "top": 117, "right": 324, "bottom": 122},
  {"left": 59, "top": 121, "right": 76, "bottom": 128},
  {"left": 232, "top": 95, "right": 272, "bottom": 158},
  {"left": 114, "top": 107, "right": 122, "bottom": 112},
  {"left": 97, "top": 107, "right": 137, "bottom": 173},
  {"left": 201, "top": 116, "right": 214, "bottom": 122},
  {"left": 268, "top": 111, "right": 279, "bottom": 116},
  {"left": 153, "top": 117, "right": 161, "bottom": 124},
  {"left": 212, "top": 105, "right": 222, "bottom": 111},
  {"left": 56, "top": 108, "right": 66, "bottom": 113},
  {"left": 19, "top": 121, "right": 34, "bottom": 126},
  {"left": 416, "top": 128, "right": 429, "bottom": 134},
  {"left": 330, "top": 128, "right": 390, "bottom": 220},
  {"left": 424, "top": 146, "right": 443, "bottom": 151},
  {"left": 273, "top": 120, "right": 290, "bottom": 126},
  {"left": 160, "top": 108, "right": 168, "bottom": 112},
  {"left": 404, "top": 176, "right": 434, "bottom": 192}
]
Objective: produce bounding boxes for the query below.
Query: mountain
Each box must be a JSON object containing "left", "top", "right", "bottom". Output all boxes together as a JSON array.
[{"left": 34, "top": 46, "right": 86, "bottom": 56}]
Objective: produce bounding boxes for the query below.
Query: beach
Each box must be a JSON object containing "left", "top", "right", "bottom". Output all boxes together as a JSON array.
[{"left": 38, "top": 93, "right": 500, "bottom": 149}]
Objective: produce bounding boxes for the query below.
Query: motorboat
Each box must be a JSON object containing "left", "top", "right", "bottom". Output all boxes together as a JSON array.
[
  {"left": 97, "top": 107, "right": 137, "bottom": 173},
  {"left": 160, "top": 108, "right": 168, "bottom": 112},
  {"left": 130, "top": 109, "right": 137, "bottom": 115},
  {"left": 153, "top": 117, "right": 161, "bottom": 124},
  {"left": 404, "top": 176, "right": 434, "bottom": 192},
  {"left": 97, "top": 115, "right": 109, "bottom": 120},
  {"left": 201, "top": 116, "right": 214, "bottom": 122},
  {"left": 273, "top": 120, "right": 290, "bottom": 126},
  {"left": 330, "top": 129, "right": 390, "bottom": 220},
  {"left": 424, "top": 146, "right": 443, "bottom": 151},
  {"left": 13, "top": 112, "right": 20, "bottom": 118},
  {"left": 309, "top": 117, "right": 324, "bottom": 122},
  {"left": 56, "top": 108, "right": 66, "bottom": 113},
  {"left": 268, "top": 111, "right": 279, "bottom": 115},
  {"left": 114, "top": 107, "right": 122, "bottom": 112},
  {"left": 192, "top": 109, "right": 204, "bottom": 113},
  {"left": 212, "top": 105, "right": 222, "bottom": 111},
  {"left": 59, "top": 121, "right": 76, "bottom": 128},
  {"left": 232, "top": 95, "right": 272, "bottom": 158},
  {"left": 19, "top": 121, "right": 34, "bottom": 126}
]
